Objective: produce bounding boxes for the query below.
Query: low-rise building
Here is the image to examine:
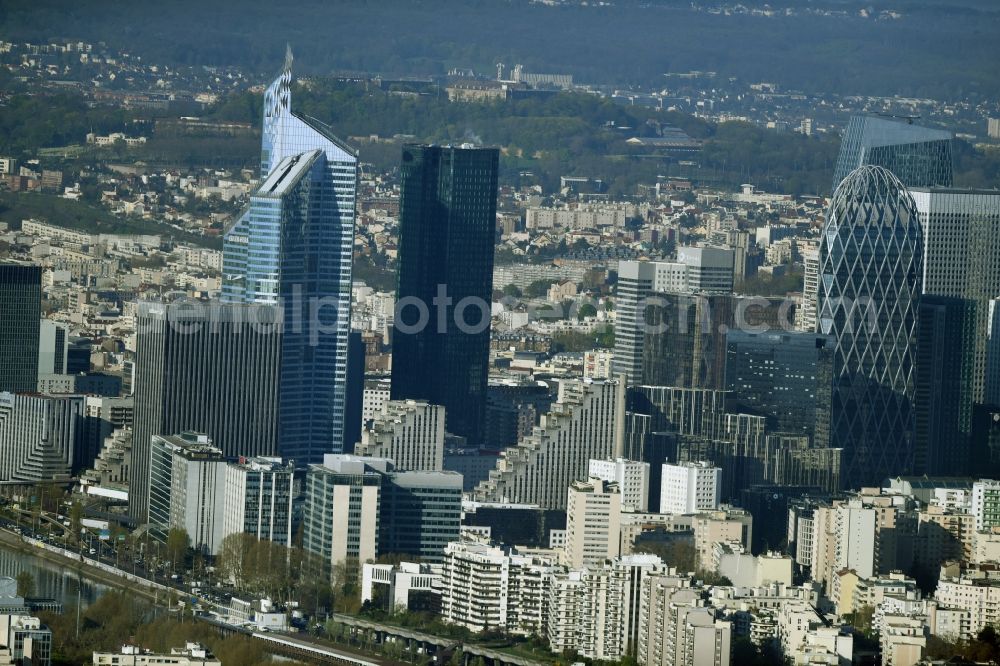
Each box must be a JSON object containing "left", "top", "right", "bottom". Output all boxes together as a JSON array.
[
  {"left": 880, "top": 615, "right": 926, "bottom": 666},
  {"left": 92, "top": 643, "right": 220, "bottom": 665},
  {"left": 935, "top": 567, "right": 1000, "bottom": 638},
  {"left": 361, "top": 562, "right": 442, "bottom": 612},
  {"left": 439, "top": 541, "right": 557, "bottom": 634},
  {"left": 0, "top": 614, "right": 51, "bottom": 666},
  {"left": 713, "top": 544, "right": 793, "bottom": 588},
  {"left": 636, "top": 572, "right": 731, "bottom": 666},
  {"left": 972, "top": 527, "right": 1000, "bottom": 564}
]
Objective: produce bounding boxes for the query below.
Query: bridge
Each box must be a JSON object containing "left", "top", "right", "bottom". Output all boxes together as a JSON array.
[{"left": 327, "top": 614, "right": 549, "bottom": 666}]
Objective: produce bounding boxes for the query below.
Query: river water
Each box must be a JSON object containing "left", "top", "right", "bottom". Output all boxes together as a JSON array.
[{"left": 0, "top": 544, "right": 109, "bottom": 607}]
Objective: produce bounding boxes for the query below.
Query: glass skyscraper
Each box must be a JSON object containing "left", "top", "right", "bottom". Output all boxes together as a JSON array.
[
  {"left": 910, "top": 188, "right": 1000, "bottom": 405},
  {"left": 0, "top": 263, "right": 41, "bottom": 393},
  {"left": 724, "top": 330, "right": 834, "bottom": 446},
  {"left": 833, "top": 115, "right": 953, "bottom": 190},
  {"left": 391, "top": 145, "right": 499, "bottom": 447},
  {"left": 222, "top": 48, "right": 357, "bottom": 462},
  {"left": 908, "top": 188, "right": 1000, "bottom": 476},
  {"left": 913, "top": 295, "right": 975, "bottom": 476},
  {"left": 818, "top": 165, "right": 923, "bottom": 487}
]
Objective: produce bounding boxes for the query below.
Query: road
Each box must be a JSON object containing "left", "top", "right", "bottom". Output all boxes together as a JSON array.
[{"left": 0, "top": 516, "right": 402, "bottom": 666}]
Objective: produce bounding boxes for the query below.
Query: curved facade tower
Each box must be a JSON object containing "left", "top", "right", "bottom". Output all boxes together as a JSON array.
[{"left": 817, "top": 165, "right": 923, "bottom": 488}]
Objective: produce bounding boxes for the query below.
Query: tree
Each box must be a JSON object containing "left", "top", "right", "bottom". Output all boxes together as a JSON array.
[
  {"left": 550, "top": 330, "right": 592, "bottom": 353},
  {"left": 730, "top": 636, "right": 787, "bottom": 666},
  {"left": 845, "top": 605, "right": 876, "bottom": 639},
  {"left": 332, "top": 559, "right": 362, "bottom": 614},
  {"left": 576, "top": 303, "right": 597, "bottom": 321},
  {"left": 165, "top": 527, "right": 190, "bottom": 574},
  {"left": 217, "top": 533, "right": 254, "bottom": 591},
  {"left": 69, "top": 501, "right": 83, "bottom": 542},
  {"left": 594, "top": 325, "right": 614, "bottom": 349},
  {"left": 15, "top": 571, "right": 34, "bottom": 598},
  {"left": 525, "top": 279, "right": 554, "bottom": 299},
  {"left": 633, "top": 539, "right": 697, "bottom": 572},
  {"left": 502, "top": 283, "right": 522, "bottom": 298}
]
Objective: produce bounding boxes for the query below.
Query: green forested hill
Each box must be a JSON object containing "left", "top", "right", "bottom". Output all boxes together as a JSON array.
[{"left": 2, "top": 0, "right": 1000, "bottom": 98}]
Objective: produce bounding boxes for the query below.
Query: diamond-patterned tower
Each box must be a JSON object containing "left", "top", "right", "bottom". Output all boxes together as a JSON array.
[{"left": 818, "top": 165, "right": 923, "bottom": 488}]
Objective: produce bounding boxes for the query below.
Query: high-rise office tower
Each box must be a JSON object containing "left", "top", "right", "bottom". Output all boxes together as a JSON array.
[
  {"left": 149, "top": 431, "right": 296, "bottom": 553},
  {"left": 613, "top": 261, "right": 658, "bottom": 385},
  {"left": 972, "top": 404, "right": 1000, "bottom": 479},
  {"left": 910, "top": 188, "right": 1000, "bottom": 404},
  {"left": 626, "top": 382, "right": 842, "bottom": 498},
  {"left": 222, "top": 456, "right": 295, "bottom": 548},
  {"left": 642, "top": 294, "right": 791, "bottom": 390},
  {"left": 613, "top": 252, "right": 735, "bottom": 385},
  {"left": 818, "top": 166, "right": 923, "bottom": 487},
  {"left": 910, "top": 188, "right": 1000, "bottom": 474},
  {"left": 37, "top": 320, "right": 68, "bottom": 376},
  {"left": 148, "top": 432, "right": 225, "bottom": 551},
  {"left": 676, "top": 247, "right": 736, "bottom": 293},
  {"left": 303, "top": 455, "right": 383, "bottom": 569},
  {"left": 833, "top": 115, "right": 953, "bottom": 190},
  {"left": 724, "top": 230, "right": 750, "bottom": 286},
  {"left": 987, "top": 299, "right": 1000, "bottom": 406},
  {"left": 913, "top": 295, "right": 974, "bottom": 476},
  {"left": 0, "top": 392, "right": 84, "bottom": 483},
  {"left": 345, "top": 330, "right": 365, "bottom": 453},
  {"left": 391, "top": 145, "right": 499, "bottom": 447},
  {"left": 131, "top": 302, "right": 283, "bottom": 521},
  {"left": 303, "top": 453, "right": 462, "bottom": 566},
  {"left": 795, "top": 246, "right": 820, "bottom": 332},
  {"left": 222, "top": 48, "right": 357, "bottom": 463},
  {"left": 724, "top": 330, "right": 835, "bottom": 445},
  {"left": 377, "top": 469, "right": 463, "bottom": 563},
  {"left": 0, "top": 264, "right": 41, "bottom": 393}
]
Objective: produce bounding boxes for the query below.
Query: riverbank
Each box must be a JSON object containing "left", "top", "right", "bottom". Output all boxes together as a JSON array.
[
  {"left": 0, "top": 528, "right": 405, "bottom": 665},
  {"left": 0, "top": 528, "right": 167, "bottom": 605}
]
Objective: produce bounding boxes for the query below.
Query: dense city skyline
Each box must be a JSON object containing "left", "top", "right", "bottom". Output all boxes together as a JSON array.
[{"left": 2, "top": 5, "right": 1000, "bottom": 664}]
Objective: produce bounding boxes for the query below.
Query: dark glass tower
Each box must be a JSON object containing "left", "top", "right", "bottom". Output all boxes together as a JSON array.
[
  {"left": 642, "top": 294, "right": 791, "bottom": 390},
  {"left": 833, "top": 115, "right": 953, "bottom": 190},
  {"left": 0, "top": 264, "right": 41, "bottom": 393},
  {"left": 724, "top": 330, "right": 835, "bottom": 446},
  {"left": 818, "top": 165, "right": 923, "bottom": 488},
  {"left": 913, "top": 295, "right": 975, "bottom": 476},
  {"left": 391, "top": 145, "right": 499, "bottom": 447}
]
